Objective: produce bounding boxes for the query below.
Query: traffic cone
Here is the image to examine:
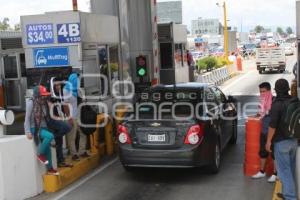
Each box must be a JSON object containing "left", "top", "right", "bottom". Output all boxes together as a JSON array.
[
  {"left": 237, "top": 55, "right": 243, "bottom": 71},
  {"left": 244, "top": 117, "right": 262, "bottom": 176}
]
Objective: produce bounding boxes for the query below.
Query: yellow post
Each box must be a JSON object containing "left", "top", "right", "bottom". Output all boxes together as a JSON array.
[
  {"left": 291, "top": 79, "right": 298, "bottom": 97},
  {"left": 105, "top": 117, "right": 114, "bottom": 156},
  {"left": 223, "top": 1, "right": 229, "bottom": 61}
]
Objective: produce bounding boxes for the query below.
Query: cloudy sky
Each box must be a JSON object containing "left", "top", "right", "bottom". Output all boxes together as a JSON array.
[{"left": 0, "top": 0, "right": 296, "bottom": 31}]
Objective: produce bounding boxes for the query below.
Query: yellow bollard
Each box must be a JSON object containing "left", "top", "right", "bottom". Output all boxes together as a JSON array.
[
  {"left": 105, "top": 117, "right": 114, "bottom": 156},
  {"left": 291, "top": 79, "right": 298, "bottom": 97}
]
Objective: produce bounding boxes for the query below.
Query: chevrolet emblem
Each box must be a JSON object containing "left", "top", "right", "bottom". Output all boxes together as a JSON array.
[{"left": 151, "top": 122, "right": 161, "bottom": 127}]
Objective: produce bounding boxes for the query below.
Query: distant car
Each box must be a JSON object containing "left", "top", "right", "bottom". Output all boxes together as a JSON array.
[
  {"left": 281, "top": 43, "right": 294, "bottom": 56},
  {"left": 191, "top": 51, "right": 203, "bottom": 60},
  {"left": 241, "top": 43, "right": 256, "bottom": 57},
  {"left": 118, "top": 83, "right": 238, "bottom": 173}
]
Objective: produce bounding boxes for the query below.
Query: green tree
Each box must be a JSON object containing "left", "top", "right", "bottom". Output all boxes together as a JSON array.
[
  {"left": 0, "top": 18, "right": 10, "bottom": 31},
  {"left": 277, "top": 27, "right": 285, "bottom": 36},
  {"left": 14, "top": 23, "right": 21, "bottom": 31},
  {"left": 254, "top": 25, "right": 264, "bottom": 33},
  {"left": 286, "top": 27, "right": 293, "bottom": 35}
]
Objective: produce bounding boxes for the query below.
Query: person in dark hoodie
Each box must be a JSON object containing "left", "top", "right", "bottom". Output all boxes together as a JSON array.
[
  {"left": 266, "top": 79, "right": 298, "bottom": 200},
  {"left": 64, "top": 73, "right": 89, "bottom": 161}
]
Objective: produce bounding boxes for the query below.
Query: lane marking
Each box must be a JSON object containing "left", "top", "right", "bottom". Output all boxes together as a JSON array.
[
  {"left": 52, "top": 158, "right": 118, "bottom": 200},
  {"left": 221, "top": 70, "right": 256, "bottom": 93}
]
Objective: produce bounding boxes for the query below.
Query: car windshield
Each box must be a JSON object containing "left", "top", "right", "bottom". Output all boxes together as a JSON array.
[
  {"left": 281, "top": 43, "right": 292, "bottom": 48},
  {"left": 135, "top": 89, "right": 205, "bottom": 120},
  {"left": 244, "top": 44, "right": 256, "bottom": 49}
]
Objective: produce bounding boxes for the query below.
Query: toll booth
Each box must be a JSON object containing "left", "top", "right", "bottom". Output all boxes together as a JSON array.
[
  {"left": 21, "top": 11, "right": 120, "bottom": 105},
  {"left": 0, "top": 31, "right": 27, "bottom": 111},
  {"left": 158, "top": 23, "right": 189, "bottom": 85}
]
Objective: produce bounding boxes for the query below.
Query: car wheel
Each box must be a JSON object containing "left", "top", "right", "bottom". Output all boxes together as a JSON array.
[
  {"left": 230, "top": 120, "right": 238, "bottom": 145},
  {"left": 259, "top": 70, "right": 263, "bottom": 74},
  {"left": 279, "top": 70, "right": 285, "bottom": 73},
  {"left": 209, "top": 142, "right": 221, "bottom": 174}
]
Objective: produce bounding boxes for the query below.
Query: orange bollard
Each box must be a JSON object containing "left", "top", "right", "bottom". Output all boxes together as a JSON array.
[
  {"left": 237, "top": 55, "right": 243, "bottom": 71},
  {"left": 244, "top": 117, "right": 262, "bottom": 176}
]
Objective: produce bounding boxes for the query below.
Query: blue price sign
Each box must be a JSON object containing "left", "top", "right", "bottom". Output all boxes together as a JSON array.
[
  {"left": 33, "top": 47, "right": 69, "bottom": 67},
  {"left": 26, "top": 24, "right": 54, "bottom": 45},
  {"left": 57, "top": 23, "right": 81, "bottom": 43}
]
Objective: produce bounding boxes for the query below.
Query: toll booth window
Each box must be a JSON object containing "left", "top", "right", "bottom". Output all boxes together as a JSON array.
[
  {"left": 3, "top": 56, "right": 18, "bottom": 79},
  {"left": 99, "top": 48, "right": 110, "bottom": 96},
  {"left": 160, "top": 43, "right": 173, "bottom": 69},
  {"left": 109, "top": 46, "right": 119, "bottom": 86},
  {"left": 175, "top": 44, "right": 184, "bottom": 66},
  {"left": 20, "top": 53, "right": 26, "bottom": 77}
]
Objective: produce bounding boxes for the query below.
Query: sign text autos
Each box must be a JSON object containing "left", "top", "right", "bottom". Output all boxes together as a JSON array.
[{"left": 26, "top": 23, "right": 54, "bottom": 45}]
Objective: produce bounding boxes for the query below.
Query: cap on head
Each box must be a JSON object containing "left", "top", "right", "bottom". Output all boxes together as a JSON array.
[
  {"left": 275, "top": 79, "right": 290, "bottom": 93},
  {"left": 33, "top": 85, "right": 51, "bottom": 97}
]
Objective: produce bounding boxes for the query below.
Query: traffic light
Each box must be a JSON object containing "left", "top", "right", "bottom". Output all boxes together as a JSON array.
[{"left": 136, "top": 55, "right": 147, "bottom": 77}]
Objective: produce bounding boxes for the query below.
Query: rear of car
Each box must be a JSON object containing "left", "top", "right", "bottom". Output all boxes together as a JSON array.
[
  {"left": 118, "top": 87, "right": 218, "bottom": 169},
  {"left": 256, "top": 48, "right": 286, "bottom": 74},
  {"left": 281, "top": 43, "right": 294, "bottom": 56}
]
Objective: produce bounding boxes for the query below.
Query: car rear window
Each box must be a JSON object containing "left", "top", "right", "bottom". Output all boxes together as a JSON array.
[{"left": 135, "top": 89, "right": 204, "bottom": 120}]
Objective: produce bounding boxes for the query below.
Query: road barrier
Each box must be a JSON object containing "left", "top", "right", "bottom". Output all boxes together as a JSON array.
[
  {"left": 195, "top": 65, "right": 237, "bottom": 86},
  {"left": 244, "top": 117, "right": 274, "bottom": 177},
  {"left": 244, "top": 117, "right": 261, "bottom": 176}
]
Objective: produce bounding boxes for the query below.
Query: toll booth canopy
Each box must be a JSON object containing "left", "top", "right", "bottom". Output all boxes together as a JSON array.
[{"left": 21, "top": 11, "right": 120, "bottom": 98}]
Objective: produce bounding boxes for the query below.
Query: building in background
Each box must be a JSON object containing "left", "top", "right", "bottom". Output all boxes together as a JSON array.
[
  {"left": 157, "top": 0, "right": 182, "bottom": 24},
  {"left": 191, "top": 18, "right": 222, "bottom": 35}
]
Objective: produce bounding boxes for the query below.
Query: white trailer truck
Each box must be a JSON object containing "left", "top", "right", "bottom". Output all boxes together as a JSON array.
[{"left": 256, "top": 47, "right": 286, "bottom": 74}]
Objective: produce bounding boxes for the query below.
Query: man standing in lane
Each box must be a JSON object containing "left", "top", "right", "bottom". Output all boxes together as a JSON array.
[
  {"left": 252, "top": 82, "right": 277, "bottom": 182},
  {"left": 266, "top": 79, "right": 298, "bottom": 200}
]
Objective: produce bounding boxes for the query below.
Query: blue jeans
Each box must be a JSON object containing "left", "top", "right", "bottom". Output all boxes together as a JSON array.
[
  {"left": 48, "top": 119, "right": 71, "bottom": 163},
  {"left": 274, "top": 139, "right": 298, "bottom": 200},
  {"left": 32, "top": 128, "right": 54, "bottom": 170}
]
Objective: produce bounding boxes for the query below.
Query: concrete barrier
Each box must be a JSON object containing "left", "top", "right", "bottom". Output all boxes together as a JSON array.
[
  {"left": 195, "top": 66, "right": 236, "bottom": 86},
  {"left": 0, "top": 136, "right": 44, "bottom": 200}
]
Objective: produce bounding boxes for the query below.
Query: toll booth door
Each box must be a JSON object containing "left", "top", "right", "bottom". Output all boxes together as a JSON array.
[{"left": 2, "top": 54, "right": 23, "bottom": 110}]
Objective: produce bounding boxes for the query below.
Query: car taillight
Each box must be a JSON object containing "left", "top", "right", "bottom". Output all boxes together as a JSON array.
[
  {"left": 118, "top": 125, "right": 131, "bottom": 144},
  {"left": 184, "top": 124, "right": 204, "bottom": 145}
]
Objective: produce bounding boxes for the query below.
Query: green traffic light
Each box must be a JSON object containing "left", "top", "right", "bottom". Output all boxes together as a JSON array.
[{"left": 138, "top": 68, "right": 146, "bottom": 76}]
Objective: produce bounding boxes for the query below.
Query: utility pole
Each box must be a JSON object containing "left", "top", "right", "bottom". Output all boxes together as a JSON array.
[
  {"left": 217, "top": 1, "right": 229, "bottom": 61},
  {"left": 223, "top": 1, "right": 229, "bottom": 60},
  {"left": 72, "top": 0, "right": 78, "bottom": 11}
]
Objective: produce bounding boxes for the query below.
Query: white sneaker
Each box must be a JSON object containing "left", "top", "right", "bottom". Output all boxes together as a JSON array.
[
  {"left": 251, "top": 171, "right": 266, "bottom": 179},
  {"left": 267, "top": 175, "right": 277, "bottom": 183}
]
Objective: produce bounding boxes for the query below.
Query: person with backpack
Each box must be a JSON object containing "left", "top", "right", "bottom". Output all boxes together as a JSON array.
[
  {"left": 266, "top": 79, "right": 299, "bottom": 200},
  {"left": 24, "top": 85, "right": 59, "bottom": 175},
  {"left": 64, "top": 73, "right": 89, "bottom": 161},
  {"left": 49, "top": 78, "right": 72, "bottom": 168},
  {"left": 252, "top": 82, "right": 277, "bottom": 182}
]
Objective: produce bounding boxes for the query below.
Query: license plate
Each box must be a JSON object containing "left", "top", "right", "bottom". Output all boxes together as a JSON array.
[{"left": 148, "top": 134, "right": 166, "bottom": 142}]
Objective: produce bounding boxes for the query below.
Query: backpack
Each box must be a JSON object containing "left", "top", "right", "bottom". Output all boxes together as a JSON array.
[
  {"left": 80, "top": 105, "right": 97, "bottom": 135},
  {"left": 280, "top": 97, "right": 300, "bottom": 138}
]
